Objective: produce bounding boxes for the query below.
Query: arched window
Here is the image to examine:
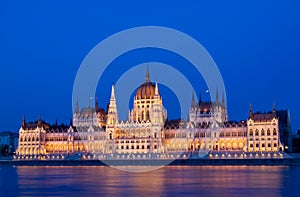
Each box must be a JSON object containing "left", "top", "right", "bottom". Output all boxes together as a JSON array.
[
  {"left": 267, "top": 129, "right": 271, "bottom": 136},
  {"left": 255, "top": 129, "right": 259, "bottom": 136},
  {"left": 261, "top": 129, "right": 265, "bottom": 136},
  {"left": 273, "top": 129, "right": 277, "bottom": 135},
  {"left": 141, "top": 111, "right": 144, "bottom": 120},
  {"left": 249, "top": 129, "right": 253, "bottom": 136}
]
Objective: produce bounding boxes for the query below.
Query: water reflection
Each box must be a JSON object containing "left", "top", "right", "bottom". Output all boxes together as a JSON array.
[{"left": 1, "top": 166, "right": 299, "bottom": 197}]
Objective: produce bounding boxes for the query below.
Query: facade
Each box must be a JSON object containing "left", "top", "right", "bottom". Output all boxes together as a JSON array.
[
  {"left": 247, "top": 104, "right": 282, "bottom": 152},
  {"left": 16, "top": 68, "right": 285, "bottom": 160}
]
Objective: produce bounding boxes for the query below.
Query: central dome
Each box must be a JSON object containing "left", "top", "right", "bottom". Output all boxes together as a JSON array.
[
  {"left": 136, "top": 81, "right": 155, "bottom": 99},
  {"left": 135, "top": 66, "right": 158, "bottom": 99}
]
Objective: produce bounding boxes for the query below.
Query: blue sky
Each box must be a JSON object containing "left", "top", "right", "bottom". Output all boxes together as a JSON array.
[{"left": 0, "top": 1, "right": 299, "bottom": 133}]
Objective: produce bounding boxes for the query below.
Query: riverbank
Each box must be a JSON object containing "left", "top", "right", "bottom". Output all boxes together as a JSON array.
[{"left": 1, "top": 157, "right": 300, "bottom": 166}]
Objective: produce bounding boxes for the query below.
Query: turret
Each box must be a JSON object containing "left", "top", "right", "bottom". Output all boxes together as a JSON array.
[
  {"left": 106, "top": 84, "right": 118, "bottom": 125},
  {"left": 95, "top": 97, "right": 99, "bottom": 112},
  {"left": 191, "top": 91, "right": 196, "bottom": 108},
  {"left": 75, "top": 99, "right": 79, "bottom": 114},
  {"left": 198, "top": 92, "right": 202, "bottom": 105},
  {"left": 22, "top": 116, "right": 26, "bottom": 129},
  {"left": 38, "top": 115, "right": 42, "bottom": 128},
  {"left": 273, "top": 102, "right": 276, "bottom": 115},
  {"left": 221, "top": 91, "right": 225, "bottom": 110},
  {"left": 249, "top": 103, "right": 253, "bottom": 119},
  {"left": 215, "top": 88, "right": 219, "bottom": 105}
]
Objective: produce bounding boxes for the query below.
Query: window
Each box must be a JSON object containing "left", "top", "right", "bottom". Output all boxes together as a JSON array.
[
  {"left": 250, "top": 144, "right": 253, "bottom": 148},
  {"left": 261, "top": 129, "right": 265, "bottom": 136},
  {"left": 273, "top": 129, "right": 277, "bottom": 135},
  {"left": 255, "top": 130, "right": 259, "bottom": 136},
  {"left": 249, "top": 129, "right": 253, "bottom": 136},
  {"left": 256, "top": 143, "right": 259, "bottom": 148}
]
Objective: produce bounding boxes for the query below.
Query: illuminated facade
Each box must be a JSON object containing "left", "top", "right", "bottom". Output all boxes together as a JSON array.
[
  {"left": 247, "top": 104, "right": 282, "bottom": 152},
  {"left": 16, "top": 68, "right": 284, "bottom": 159}
]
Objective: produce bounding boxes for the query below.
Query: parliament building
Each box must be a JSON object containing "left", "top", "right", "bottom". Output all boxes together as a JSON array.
[{"left": 16, "top": 68, "right": 290, "bottom": 160}]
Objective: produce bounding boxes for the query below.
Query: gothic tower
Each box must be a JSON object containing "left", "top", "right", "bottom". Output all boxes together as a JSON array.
[{"left": 106, "top": 84, "right": 118, "bottom": 140}]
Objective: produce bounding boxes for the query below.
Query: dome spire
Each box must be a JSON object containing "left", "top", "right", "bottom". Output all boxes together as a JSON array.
[{"left": 146, "top": 65, "right": 150, "bottom": 82}]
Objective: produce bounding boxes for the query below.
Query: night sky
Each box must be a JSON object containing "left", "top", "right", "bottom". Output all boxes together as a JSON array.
[{"left": 0, "top": 1, "right": 299, "bottom": 133}]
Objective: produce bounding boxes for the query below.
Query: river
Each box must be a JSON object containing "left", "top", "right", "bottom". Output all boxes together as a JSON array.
[{"left": 1, "top": 166, "right": 299, "bottom": 196}]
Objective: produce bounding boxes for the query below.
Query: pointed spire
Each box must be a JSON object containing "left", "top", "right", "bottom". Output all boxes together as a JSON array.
[
  {"left": 110, "top": 84, "right": 115, "bottom": 99},
  {"left": 128, "top": 110, "right": 131, "bottom": 121},
  {"left": 221, "top": 91, "right": 225, "bottom": 109},
  {"left": 145, "top": 65, "right": 150, "bottom": 82},
  {"left": 155, "top": 82, "right": 159, "bottom": 96},
  {"left": 95, "top": 96, "right": 99, "bottom": 112},
  {"left": 88, "top": 97, "right": 91, "bottom": 108},
  {"left": 273, "top": 102, "right": 276, "bottom": 114},
  {"left": 191, "top": 91, "right": 195, "bottom": 108},
  {"left": 215, "top": 88, "right": 219, "bottom": 104},
  {"left": 38, "top": 115, "right": 42, "bottom": 128},
  {"left": 75, "top": 99, "right": 79, "bottom": 114},
  {"left": 249, "top": 103, "right": 253, "bottom": 118},
  {"left": 107, "top": 84, "right": 118, "bottom": 125},
  {"left": 22, "top": 116, "right": 26, "bottom": 129}
]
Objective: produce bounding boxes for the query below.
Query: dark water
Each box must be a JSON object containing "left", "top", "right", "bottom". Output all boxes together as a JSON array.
[{"left": 0, "top": 165, "right": 300, "bottom": 197}]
